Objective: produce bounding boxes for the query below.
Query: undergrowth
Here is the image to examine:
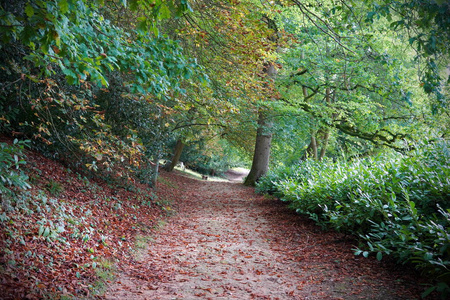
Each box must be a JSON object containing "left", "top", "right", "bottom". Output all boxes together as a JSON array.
[{"left": 257, "top": 140, "right": 450, "bottom": 298}]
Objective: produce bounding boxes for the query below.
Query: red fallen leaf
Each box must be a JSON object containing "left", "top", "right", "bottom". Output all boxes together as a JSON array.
[{"left": 3, "top": 146, "right": 434, "bottom": 300}]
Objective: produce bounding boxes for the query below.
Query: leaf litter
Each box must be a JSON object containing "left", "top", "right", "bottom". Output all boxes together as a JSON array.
[
  {"left": 0, "top": 143, "right": 438, "bottom": 299},
  {"left": 105, "top": 172, "right": 437, "bottom": 300}
]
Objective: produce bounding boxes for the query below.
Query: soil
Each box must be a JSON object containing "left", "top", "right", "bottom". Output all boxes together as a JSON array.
[{"left": 105, "top": 171, "right": 432, "bottom": 300}]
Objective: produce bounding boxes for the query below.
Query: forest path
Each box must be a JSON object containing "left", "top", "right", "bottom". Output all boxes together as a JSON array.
[{"left": 105, "top": 173, "right": 425, "bottom": 299}]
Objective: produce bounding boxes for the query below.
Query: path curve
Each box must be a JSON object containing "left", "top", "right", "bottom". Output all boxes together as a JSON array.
[
  {"left": 223, "top": 168, "right": 250, "bottom": 182},
  {"left": 105, "top": 174, "right": 429, "bottom": 299}
]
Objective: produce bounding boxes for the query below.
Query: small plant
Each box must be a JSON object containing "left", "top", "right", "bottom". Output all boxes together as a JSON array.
[
  {"left": 0, "top": 139, "right": 31, "bottom": 197},
  {"left": 90, "top": 257, "right": 117, "bottom": 296},
  {"left": 46, "top": 180, "right": 64, "bottom": 196}
]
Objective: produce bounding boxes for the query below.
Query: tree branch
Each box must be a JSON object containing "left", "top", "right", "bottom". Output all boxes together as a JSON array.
[
  {"left": 172, "top": 122, "right": 227, "bottom": 131},
  {"left": 281, "top": 98, "right": 410, "bottom": 152}
]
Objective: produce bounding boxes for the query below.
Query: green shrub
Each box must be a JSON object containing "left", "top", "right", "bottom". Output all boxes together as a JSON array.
[
  {"left": 0, "top": 139, "right": 31, "bottom": 197},
  {"left": 257, "top": 140, "right": 450, "bottom": 293}
]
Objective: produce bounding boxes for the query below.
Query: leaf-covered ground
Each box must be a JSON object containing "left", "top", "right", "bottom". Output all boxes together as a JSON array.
[
  {"left": 0, "top": 146, "right": 439, "bottom": 299},
  {"left": 0, "top": 146, "right": 176, "bottom": 299},
  {"left": 105, "top": 173, "right": 436, "bottom": 299}
]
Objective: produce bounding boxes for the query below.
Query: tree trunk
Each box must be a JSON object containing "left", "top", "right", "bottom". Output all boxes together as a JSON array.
[
  {"left": 302, "top": 79, "right": 318, "bottom": 160},
  {"left": 307, "top": 134, "right": 318, "bottom": 159},
  {"left": 165, "top": 139, "right": 184, "bottom": 172},
  {"left": 151, "top": 157, "right": 160, "bottom": 186},
  {"left": 319, "top": 129, "right": 330, "bottom": 161},
  {"left": 318, "top": 88, "right": 332, "bottom": 161},
  {"left": 244, "top": 16, "right": 278, "bottom": 186},
  {"left": 244, "top": 112, "right": 273, "bottom": 186}
]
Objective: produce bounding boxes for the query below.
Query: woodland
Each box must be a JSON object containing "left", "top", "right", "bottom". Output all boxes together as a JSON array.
[{"left": 0, "top": 0, "right": 449, "bottom": 299}]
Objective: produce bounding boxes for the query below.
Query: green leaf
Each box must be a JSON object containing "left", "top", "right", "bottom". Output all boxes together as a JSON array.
[
  {"left": 129, "top": 0, "right": 138, "bottom": 10},
  {"left": 25, "top": 4, "right": 34, "bottom": 17},
  {"left": 38, "top": 225, "right": 44, "bottom": 236},
  {"left": 159, "top": 4, "right": 171, "bottom": 20},
  {"left": 421, "top": 286, "right": 436, "bottom": 298},
  {"left": 43, "top": 227, "right": 50, "bottom": 237},
  {"left": 376, "top": 252, "right": 383, "bottom": 261},
  {"left": 137, "top": 20, "right": 147, "bottom": 33},
  {"left": 58, "top": 0, "right": 69, "bottom": 14}
]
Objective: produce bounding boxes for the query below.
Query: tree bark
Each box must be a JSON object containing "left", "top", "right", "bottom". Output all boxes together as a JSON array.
[
  {"left": 319, "top": 129, "right": 330, "bottom": 161},
  {"left": 301, "top": 73, "right": 318, "bottom": 160},
  {"left": 244, "top": 16, "right": 278, "bottom": 186},
  {"left": 244, "top": 112, "right": 273, "bottom": 186},
  {"left": 307, "top": 134, "right": 318, "bottom": 160},
  {"left": 319, "top": 88, "right": 332, "bottom": 161},
  {"left": 165, "top": 139, "right": 184, "bottom": 172},
  {"left": 151, "top": 157, "right": 161, "bottom": 186}
]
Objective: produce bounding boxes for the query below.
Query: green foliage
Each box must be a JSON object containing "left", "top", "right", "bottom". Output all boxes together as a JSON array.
[
  {"left": 0, "top": 0, "right": 204, "bottom": 178},
  {"left": 0, "top": 139, "right": 31, "bottom": 197},
  {"left": 277, "top": 2, "right": 424, "bottom": 153},
  {"left": 364, "top": 0, "right": 450, "bottom": 110},
  {"left": 45, "top": 179, "right": 64, "bottom": 196},
  {"left": 257, "top": 140, "right": 450, "bottom": 291},
  {"left": 177, "top": 138, "right": 246, "bottom": 175}
]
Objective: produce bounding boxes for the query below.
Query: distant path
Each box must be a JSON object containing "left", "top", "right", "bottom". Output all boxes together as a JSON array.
[
  {"left": 105, "top": 173, "right": 428, "bottom": 299},
  {"left": 223, "top": 168, "right": 250, "bottom": 182}
]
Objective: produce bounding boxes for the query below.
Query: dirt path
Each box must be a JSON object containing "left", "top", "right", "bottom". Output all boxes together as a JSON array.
[
  {"left": 223, "top": 168, "right": 249, "bottom": 182},
  {"left": 105, "top": 174, "right": 429, "bottom": 299}
]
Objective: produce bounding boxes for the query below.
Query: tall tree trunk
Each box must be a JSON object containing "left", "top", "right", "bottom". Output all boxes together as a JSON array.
[
  {"left": 165, "top": 139, "right": 184, "bottom": 172},
  {"left": 244, "top": 111, "right": 273, "bottom": 186},
  {"left": 319, "top": 129, "right": 330, "bottom": 161},
  {"left": 244, "top": 16, "right": 278, "bottom": 186},
  {"left": 151, "top": 155, "right": 161, "bottom": 186},
  {"left": 302, "top": 131, "right": 318, "bottom": 160},
  {"left": 307, "top": 134, "right": 318, "bottom": 159},
  {"left": 319, "top": 88, "right": 332, "bottom": 160},
  {"left": 302, "top": 74, "right": 318, "bottom": 160}
]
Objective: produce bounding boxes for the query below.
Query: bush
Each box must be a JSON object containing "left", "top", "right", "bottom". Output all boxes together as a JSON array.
[
  {"left": 0, "top": 139, "right": 31, "bottom": 197},
  {"left": 256, "top": 140, "right": 450, "bottom": 293}
]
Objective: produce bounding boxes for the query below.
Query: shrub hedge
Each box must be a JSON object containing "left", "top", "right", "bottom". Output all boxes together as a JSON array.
[{"left": 256, "top": 140, "right": 450, "bottom": 296}]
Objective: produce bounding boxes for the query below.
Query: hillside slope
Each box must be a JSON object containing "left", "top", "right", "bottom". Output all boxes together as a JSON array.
[{"left": 1, "top": 144, "right": 177, "bottom": 299}]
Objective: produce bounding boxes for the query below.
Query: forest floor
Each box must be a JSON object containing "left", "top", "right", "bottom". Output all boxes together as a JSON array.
[
  {"left": 0, "top": 142, "right": 438, "bottom": 299},
  {"left": 105, "top": 170, "right": 433, "bottom": 300}
]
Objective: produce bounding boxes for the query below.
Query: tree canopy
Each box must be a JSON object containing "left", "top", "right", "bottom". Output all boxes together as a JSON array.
[
  {"left": 1, "top": 0, "right": 448, "bottom": 178},
  {"left": 1, "top": 0, "right": 450, "bottom": 297}
]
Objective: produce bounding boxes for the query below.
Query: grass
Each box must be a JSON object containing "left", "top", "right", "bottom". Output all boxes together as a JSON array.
[
  {"left": 90, "top": 258, "right": 117, "bottom": 296},
  {"left": 173, "top": 166, "right": 229, "bottom": 182},
  {"left": 157, "top": 176, "right": 178, "bottom": 189},
  {"left": 133, "top": 234, "right": 154, "bottom": 262}
]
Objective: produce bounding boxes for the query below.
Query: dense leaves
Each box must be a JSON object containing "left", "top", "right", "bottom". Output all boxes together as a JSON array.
[
  {"left": 0, "top": 0, "right": 204, "bottom": 179},
  {"left": 0, "top": 139, "right": 30, "bottom": 197},
  {"left": 0, "top": 145, "right": 175, "bottom": 299},
  {"left": 257, "top": 140, "right": 450, "bottom": 296}
]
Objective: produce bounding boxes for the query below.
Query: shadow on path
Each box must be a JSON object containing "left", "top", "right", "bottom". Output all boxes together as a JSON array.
[{"left": 105, "top": 172, "right": 433, "bottom": 299}]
